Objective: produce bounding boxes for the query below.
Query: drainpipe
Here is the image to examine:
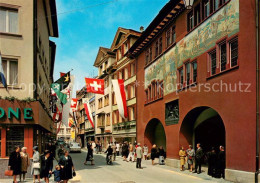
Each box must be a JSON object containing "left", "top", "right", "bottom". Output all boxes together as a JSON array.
[{"left": 255, "top": 0, "right": 259, "bottom": 182}]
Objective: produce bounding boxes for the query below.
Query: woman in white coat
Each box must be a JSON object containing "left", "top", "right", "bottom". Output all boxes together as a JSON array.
[{"left": 31, "top": 146, "right": 40, "bottom": 183}]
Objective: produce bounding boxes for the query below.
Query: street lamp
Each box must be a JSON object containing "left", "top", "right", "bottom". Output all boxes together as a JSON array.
[{"left": 183, "top": 0, "right": 194, "bottom": 10}]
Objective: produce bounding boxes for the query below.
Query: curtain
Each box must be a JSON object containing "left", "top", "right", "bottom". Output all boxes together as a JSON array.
[
  {"left": 8, "top": 10, "right": 18, "bottom": 33},
  {"left": 0, "top": 9, "right": 6, "bottom": 32},
  {"left": 9, "top": 60, "right": 18, "bottom": 85}
]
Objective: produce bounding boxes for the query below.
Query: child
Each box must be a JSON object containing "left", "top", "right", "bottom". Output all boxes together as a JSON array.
[{"left": 52, "top": 165, "right": 61, "bottom": 183}]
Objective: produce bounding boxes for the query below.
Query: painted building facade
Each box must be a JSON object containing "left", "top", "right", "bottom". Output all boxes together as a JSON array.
[{"left": 129, "top": 0, "right": 259, "bottom": 182}]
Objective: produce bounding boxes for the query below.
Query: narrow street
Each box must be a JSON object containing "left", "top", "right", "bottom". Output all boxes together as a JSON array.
[{"left": 69, "top": 150, "right": 231, "bottom": 183}]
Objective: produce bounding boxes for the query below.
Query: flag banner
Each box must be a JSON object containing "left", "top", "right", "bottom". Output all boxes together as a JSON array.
[
  {"left": 85, "top": 78, "right": 104, "bottom": 95},
  {"left": 70, "top": 98, "right": 78, "bottom": 111},
  {"left": 112, "top": 79, "right": 128, "bottom": 119},
  {"left": 51, "top": 83, "right": 67, "bottom": 104},
  {"left": 83, "top": 99, "right": 94, "bottom": 128},
  {"left": 68, "top": 117, "right": 74, "bottom": 127},
  {"left": 0, "top": 52, "right": 7, "bottom": 88},
  {"left": 55, "top": 71, "right": 71, "bottom": 91},
  {"left": 72, "top": 111, "right": 78, "bottom": 126}
]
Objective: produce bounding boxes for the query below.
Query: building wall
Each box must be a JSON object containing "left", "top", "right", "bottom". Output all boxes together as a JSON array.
[
  {"left": 136, "top": 0, "right": 257, "bottom": 173},
  {"left": 0, "top": 0, "right": 34, "bottom": 98}
]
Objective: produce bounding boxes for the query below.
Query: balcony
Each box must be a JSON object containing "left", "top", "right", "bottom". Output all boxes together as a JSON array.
[
  {"left": 85, "top": 127, "right": 94, "bottom": 132},
  {"left": 113, "top": 120, "right": 136, "bottom": 130}
]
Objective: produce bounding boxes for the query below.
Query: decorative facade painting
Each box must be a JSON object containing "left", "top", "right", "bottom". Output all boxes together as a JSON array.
[{"left": 144, "top": 0, "right": 239, "bottom": 95}]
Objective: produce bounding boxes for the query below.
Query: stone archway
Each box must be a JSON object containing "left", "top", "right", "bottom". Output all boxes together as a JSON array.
[
  {"left": 144, "top": 118, "right": 166, "bottom": 150},
  {"left": 180, "top": 107, "right": 225, "bottom": 154}
]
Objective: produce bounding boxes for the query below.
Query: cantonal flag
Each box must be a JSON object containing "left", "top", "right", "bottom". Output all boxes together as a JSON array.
[
  {"left": 112, "top": 79, "right": 128, "bottom": 119},
  {"left": 85, "top": 78, "right": 104, "bottom": 95},
  {"left": 70, "top": 98, "right": 78, "bottom": 111},
  {"left": 83, "top": 99, "right": 94, "bottom": 128}
]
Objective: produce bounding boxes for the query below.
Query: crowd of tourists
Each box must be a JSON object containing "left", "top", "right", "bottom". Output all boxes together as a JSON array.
[
  {"left": 179, "top": 143, "right": 225, "bottom": 179},
  {"left": 7, "top": 143, "right": 76, "bottom": 183}
]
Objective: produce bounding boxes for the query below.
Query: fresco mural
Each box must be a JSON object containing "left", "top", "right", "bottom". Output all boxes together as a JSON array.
[{"left": 144, "top": 0, "right": 239, "bottom": 95}]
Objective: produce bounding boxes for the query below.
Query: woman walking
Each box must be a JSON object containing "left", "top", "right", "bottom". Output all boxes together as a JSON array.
[
  {"left": 151, "top": 144, "right": 157, "bottom": 165},
  {"left": 59, "top": 150, "right": 75, "bottom": 183},
  {"left": 31, "top": 146, "right": 40, "bottom": 183},
  {"left": 143, "top": 144, "right": 148, "bottom": 160},
  {"left": 186, "top": 145, "right": 195, "bottom": 172},
  {"left": 84, "top": 141, "right": 94, "bottom": 165},
  {"left": 179, "top": 146, "right": 186, "bottom": 171},
  {"left": 20, "top": 147, "right": 30, "bottom": 182},
  {"left": 40, "top": 150, "right": 53, "bottom": 183},
  {"left": 8, "top": 146, "right": 21, "bottom": 183}
]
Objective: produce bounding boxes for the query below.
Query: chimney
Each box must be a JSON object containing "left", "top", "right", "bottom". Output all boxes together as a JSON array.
[{"left": 140, "top": 26, "right": 144, "bottom": 32}]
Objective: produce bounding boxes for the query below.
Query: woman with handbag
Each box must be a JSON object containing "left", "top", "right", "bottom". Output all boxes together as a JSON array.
[
  {"left": 20, "top": 147, "right": 30, "bottom": 182},
  {"left": 59, "top": 150, "right": 75, "bottom": 183},
  {"left": 40, "top": 150, "right": 53, "bottom": 183},
  {"left": 8, "top": 146, "right": 21, "bottom": 183},
  {"left": 186, "top": 145, "right": 195, "bottom": 172},
  {"left": 31, "top": 146, "right": 40, "bottom": 183}
]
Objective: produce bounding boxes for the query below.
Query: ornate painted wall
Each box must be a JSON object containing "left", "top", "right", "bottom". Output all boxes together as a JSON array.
[{"left": 144, "top": 0, "right": 239, "bottom": 95}]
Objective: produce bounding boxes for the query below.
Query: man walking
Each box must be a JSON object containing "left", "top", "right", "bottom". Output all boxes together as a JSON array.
[
  {"left": 217, "top": 146, "right": 225, "bottom": 178},
  {"left": 112, "top": 143, "right": 117, "bottom": 161},
  {"left": 136, "top": 143, "right": 143, "bottom": 169},
  {"left": 193, "top": 143, "right": 203, "bottom": 174}
]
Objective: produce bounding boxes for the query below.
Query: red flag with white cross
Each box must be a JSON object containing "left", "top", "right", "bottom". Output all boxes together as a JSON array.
[
  {"left": 85, "top": 78, "right": 104, "bottom": 95},
  {"left": 70, "top": 98, "right": 78, "bottom": 111}
]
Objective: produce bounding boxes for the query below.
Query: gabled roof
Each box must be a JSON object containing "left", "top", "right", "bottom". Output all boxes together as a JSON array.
[
  {"left": 93, "top": 47, "right": 115, "bottom": 67},
  {"left": 110, "top": 27, "right": 141, "bottom": 51}
]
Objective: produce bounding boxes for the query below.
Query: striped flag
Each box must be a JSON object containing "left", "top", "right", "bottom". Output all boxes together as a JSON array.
[
  {"left": 0, "top": 52, "right": 7, "bottom": 88},
  {"left": 83, "top": 99, "right": 94, "bottom": 128},
  {"left": 112, "top": 79, "right": 128, "bottom": 119}
]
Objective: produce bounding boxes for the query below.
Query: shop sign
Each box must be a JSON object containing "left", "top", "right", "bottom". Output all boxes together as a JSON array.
[{"left": 0, "top": 107, "right": 33, "bottom": 120}]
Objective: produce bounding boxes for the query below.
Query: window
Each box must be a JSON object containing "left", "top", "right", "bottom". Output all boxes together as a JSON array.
[
  {"left": 130, "top": 85, "right": 135, "bottom": 98},
  {"left": 106, "top": 113, "right": 110, "bottom": 126},
  {"left": 209, "top": 49, "right": 217, "bottom": 75},
  {"left": 145, "top": 47, "right": 152, "bottom": 65},
  {"left": 188, "top": 11, "right": 194, "bottom": 31},
  {"left": 125, "top": 68, "right": 128, "bottom": 80},
  {"left": 204, "top": 0, "right": 210, "bottom": 18},
  {"left": 230, "top": 38, "right": 238, "bottom": 67},
  {"left": 186, "top": 63, "right": 191, "bottom": 85},
  {"left": 124, "top": 42, "right": 128, "bottom": 53},
  {"left": 6, "top": 126, "right": 24, "bottom": 156},
  {"left": 192, "top": 61, "right": 198, "bottom": 83},
  {"left": 166, "top": 26, "right": 176, "bottom": 48},
  {"left": 98, "top": 98, "right": 103, "bottom": 109},
  {"left": 214, "top": 0, "right": 220, "bottom": 11},
  {"left": 113, "top": 111, "right": 117, "bottom": 124},
  {"left": 155, "top": 41, "right": 159, "bottom": 58},
  {"left": 179, "top": 68, "right": 184, "bottom": 86},
  {"left": 219, "top": 41, "right": 227, "bottom": 71},
  {"left": 1, "top": 58, "right": 18, "bottom": 85},
  {"left": 130, "top": 63, "right": 135, "bottom": 77},
  {"left": 104, "top": 95, "right": 109, "bottom": 106},
  {"left": 0, "top": 8, "right": 18, "bottom": 34},
  {"left": 194, "top": 4, "right": 201, "bottom": 26},
  {"left": 129, "top": 107, "right": 135, "bottom": 121},
  {"left": 159, "top": 37, "right": 163, "bottom": 55}
]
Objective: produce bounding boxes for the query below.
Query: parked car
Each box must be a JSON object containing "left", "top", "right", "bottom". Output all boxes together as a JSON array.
[{"left": 69, "top": 142, "right": 81, "bottom": 153}]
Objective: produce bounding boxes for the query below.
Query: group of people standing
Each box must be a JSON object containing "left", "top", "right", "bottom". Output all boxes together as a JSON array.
[
  {"left": 8, "top": 143, "right": 76, "bottom": 183},
  {"left": 179, "top": 143, "right": 225, "bottom": 179}
]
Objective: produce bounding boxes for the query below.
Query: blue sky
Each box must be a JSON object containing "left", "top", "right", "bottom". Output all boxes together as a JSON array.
[{"left": 51, "top": 0, "right": 169, "bottom": 91}]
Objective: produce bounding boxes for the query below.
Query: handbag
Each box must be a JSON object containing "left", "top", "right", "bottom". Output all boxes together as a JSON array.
[
  {"left": 73, "top": 170, "right": 76, "bottom": 177},
  {"left": 4, "top": 170, "right": 13, "bottom": 176},
  {"left": 33, "top": 162, "right": 40, "bottom": 169}
]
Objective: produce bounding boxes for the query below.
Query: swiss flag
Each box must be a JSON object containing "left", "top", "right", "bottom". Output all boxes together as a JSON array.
[
  {"left": 85, "top": 78, "right": 104, "bottom": 95},
  {"left": 70, "top": 98, "right": 78, "bottom": 111}
]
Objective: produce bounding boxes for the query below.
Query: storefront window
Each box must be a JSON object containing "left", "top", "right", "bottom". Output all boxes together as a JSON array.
[{"left": 6, "top": 126, "right": 24, "bottom": 156}]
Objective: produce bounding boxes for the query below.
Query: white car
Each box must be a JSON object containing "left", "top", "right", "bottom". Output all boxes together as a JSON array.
[{"left": 69, "top": 142, "right": 81, "bottom": 153}]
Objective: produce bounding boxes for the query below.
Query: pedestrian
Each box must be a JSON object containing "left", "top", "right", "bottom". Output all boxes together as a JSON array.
[
  {"left": 158, "top": 146, "right": 166, "bottom": 165},
  {"left": 119, "top": 142, "right": 122, "bottom": 156},
  {"left": 105, "top": 145, "right": 113, "bottom": 164},
  {"left": 186, "top": 145, "right": 195, "bottom": 172},
  {"left": 57, "top": 145, "right": 65, "bottom": 160},
  {"left": 8, "top": 146, "right": 21, "bottom": 183},
  {"left": 216, "top": 146, "right": 225, "bottom": 178},
  {"left": 179, "top": 146, "right": 186, "bottom": 170},
  {"left": 116, "top": 142, "right": 120, "bottom": 156},
  {"left": 207, "top": 147, "right": 217, "bottom": 177},
  {"left": 31, "top": 146, "right": 40, "bottom": 183},
  {"left": 151, "top": 144, "right": 157, "bottom": 165},
  {"left": 193, "top": 143, "right": 203, "bottom": 174},
  {"left": 143, "top": 144, "right": 148, "bottom": 160},
  {"left": 136, "top": 143, "right": 143, "bottom": 169},
  {"left": 84, "top": 141, "right": 94, "bottom": 165},
  {"left": 122, "top": 142, "right": 129, "bottom": 161},
  {"left": 59, "top": 150, "right": 75, "bottom": 183},
  {"left": 40, "top": 150, "right": 53, "bottom": 183},
  {"left": 127, "top": 142, "right": 134, "bottom": 162},
  {"left": 52, "top": 165, "right": 62, "bottom": 183},
  {"left": 20, "top": 147, "right": 30, "bottom": 182},
  {"left": 92, "top": 141, "right": 96, "bottom": 154},
  {"left": 112, "top": 143, "right": 117, "bottom": 161}
]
